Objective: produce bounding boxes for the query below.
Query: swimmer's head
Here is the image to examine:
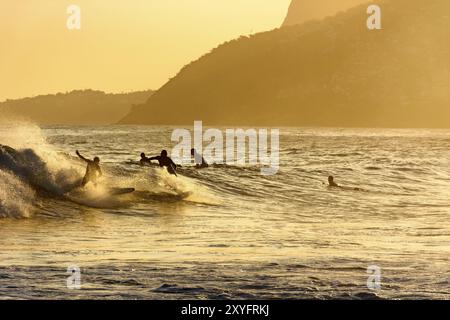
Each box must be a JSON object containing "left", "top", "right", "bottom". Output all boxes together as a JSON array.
[
  {"left": 161, "top": 150, "right": 168, "bottom": 157},
  {"left": 94, "top": 157, "right": 100, "bottom": 163}
]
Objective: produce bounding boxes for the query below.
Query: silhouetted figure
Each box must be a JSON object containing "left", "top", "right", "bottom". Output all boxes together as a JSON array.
[
  {"left": 149, "top": 150, "right": 178, "bottom": 176},
  {"left": 328, "top": 175, "right": 363, "bottom": 191},
  {"left": 140, "top": 153, "right": 152, "bottom": 166},
  {"left": 328, "top": 175, "right": 339, "bottom": 187},
  {"left": 76, "top": 150, "right": 102, "bottom": 187},
  {"left": 191, "top": 148, "right": 209, "bottom": 168}
]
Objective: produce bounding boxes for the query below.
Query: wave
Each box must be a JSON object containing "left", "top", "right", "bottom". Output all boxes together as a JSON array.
[
  {"left": 125, "top": 160, "right": 264, "bottom": 198},
  {"left": 0, "top": 145, "right": 81, "bottom": 195},
  {"left": 0, "top": 121, "right": 267, "bottom": 218},
  {"left": 0, "top": 169, "right": 35, "bottom": 218},
  {"left": 0, "top": 142, "right": 83, "bottom": 217},
  {"left": 0, "top": 144, "right": 218, "bottom": 217},
  {"left": 0, "top": 126, "right": 218, "bottom": 218}
]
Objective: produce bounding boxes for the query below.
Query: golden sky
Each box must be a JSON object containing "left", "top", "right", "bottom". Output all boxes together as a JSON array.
[{"left": 0, "top": 0, "right": 291, "bottom": 101}]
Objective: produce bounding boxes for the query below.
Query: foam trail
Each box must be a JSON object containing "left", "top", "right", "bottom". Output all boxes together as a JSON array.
[
  {"left": 153, "top": 168, "right": 221, "bottom": 205},
  {"left": 65, "top": 184, "right": 131, "bottom": 209}
]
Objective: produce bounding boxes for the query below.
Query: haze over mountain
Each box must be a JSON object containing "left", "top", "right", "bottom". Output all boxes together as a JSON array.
[
  {"left": 0, "top": 1, "right": 289, "bottom": 102},
  {"left": 282, "top": 0, "right": 369, "bottom": 27},
  {"left": 120, "top": 0, "right": 450, "bottom": 128},
  {"left": 1, "top": 90, "right": 153, "bottom": 125}
]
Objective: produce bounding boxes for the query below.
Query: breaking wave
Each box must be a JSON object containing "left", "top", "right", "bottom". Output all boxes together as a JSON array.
[
  {"left": 0, "top": 121, "right": 217, "bottom": 218},
  {"left": 0, "top": 170, "right": 35, "bottom": 218}
]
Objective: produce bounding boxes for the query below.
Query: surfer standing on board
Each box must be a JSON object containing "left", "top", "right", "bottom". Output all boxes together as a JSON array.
[
  {"left": 149, "top": 150, "right": 178, "bottom": 176},
  {"left": 76, "top": 150, "right": 103, "bottom": 187}
]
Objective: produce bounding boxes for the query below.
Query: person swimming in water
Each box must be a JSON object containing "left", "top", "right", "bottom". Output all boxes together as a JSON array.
[
  {"left": 140, "top": 153, "right": 152, "bottom": 166},
  {"left": 76, "top": 150, "right": 102, "bottom": 187},
  {"left": 328, "top": 175, "right": 339, "bottom": 187},
  {"left": 191, "top": 148, "right": 209, "bottom": 168},
  {"left": 149, "top": 150, "right": 178, "bottom": 176},
  {"left": 328, "top": 175, "right": 363, "bottom": 191}
]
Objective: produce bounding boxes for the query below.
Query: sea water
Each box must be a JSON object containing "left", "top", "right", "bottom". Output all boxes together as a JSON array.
[{"left": 0, "top": 124, "right": 449, "bottom": 299}]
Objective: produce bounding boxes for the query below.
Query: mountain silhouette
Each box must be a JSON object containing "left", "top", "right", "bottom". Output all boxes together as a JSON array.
[
  {"left": 282, "top": 0, "right": 369, "bottom": 27},
  {"left": 120, "top": 0, "right": 449, "bottom": 128},
  {"left": 1, "top": 90, "right": 153, "bottom": 125}
]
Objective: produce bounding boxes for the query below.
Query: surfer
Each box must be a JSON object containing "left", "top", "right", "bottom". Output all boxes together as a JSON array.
[
  {"left": 191, "top": 148, "right": 209, "bottom": 168},
  {"left": 328, "top": 175, "right": 339, "bottom": 187},
  {"left": 140, "top": 153, "right": 152, "bottom": 166},
  {"left": 328, "top": 175, "right": 363, "bottom": 191},
  {"left": 149, "top": 150, "right": 178, "bottom": 176},
  {"left": 76, "top": 150, "right": 103, "bottom": 187}
]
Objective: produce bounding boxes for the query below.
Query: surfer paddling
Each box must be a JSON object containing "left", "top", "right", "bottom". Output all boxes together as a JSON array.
[
  {"left": 76, "top": 150, "right": 103, "bottom": 187},
  {"left": 149, "top": 150, "right": 178, "bottom": 176},
  {"left": 328, "top": 175, "right": 363, "bottom": 191},
  {"left": 140, "top": 153, "right": 152, "bottom": 166},
  {"left": 328, "top": 175, "right": 339, "bottom": 187}
]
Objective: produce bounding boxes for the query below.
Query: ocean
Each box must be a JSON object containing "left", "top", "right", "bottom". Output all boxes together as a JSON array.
[{"left": 0, "top": 123, "right": 449, "bottom": 299}]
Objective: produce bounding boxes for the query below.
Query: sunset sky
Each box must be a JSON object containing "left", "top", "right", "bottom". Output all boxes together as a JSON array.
[{"left": 0, "top": 0, "right": 291, "bottom": 101}]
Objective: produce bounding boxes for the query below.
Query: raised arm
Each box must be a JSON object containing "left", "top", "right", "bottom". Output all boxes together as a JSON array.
[{"left": 76, "top": 150, "right": 89, "bottom": 163}]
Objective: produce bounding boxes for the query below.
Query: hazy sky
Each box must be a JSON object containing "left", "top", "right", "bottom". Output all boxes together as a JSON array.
[{"left": 0, "top": 0, "right": 291, "bottom": 101}]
